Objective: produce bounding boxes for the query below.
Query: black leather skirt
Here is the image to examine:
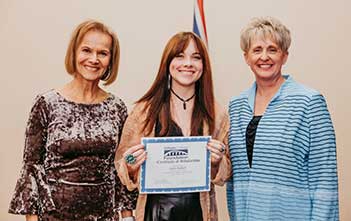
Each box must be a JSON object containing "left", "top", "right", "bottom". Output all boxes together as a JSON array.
[{"left": 144, "top": 193, "right": 203, "bottom": 221}]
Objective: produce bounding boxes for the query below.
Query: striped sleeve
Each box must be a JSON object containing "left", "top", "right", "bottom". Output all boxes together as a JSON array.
[
  {"left": 226, "top": 176, "right": 234, "bottom": 221},
  {"left": 307, "top": 94, "right": 339, "bottom": 220}
]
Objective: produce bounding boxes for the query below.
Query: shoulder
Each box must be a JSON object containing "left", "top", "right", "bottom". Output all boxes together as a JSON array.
[
  {"left": 214, "top": 102, "right": 228, "bottom": 120},
  {"left": 212, "top": 101, "right": 229, "bottom": 138},
  {"left": 109, "top": 93, "right": 127, "bottom": 110},
  {"left": 30, "top": 89, "right": 58, "bottom": 110},
  {"left": 130, "top": 102, "right": 148, "bottom": 114},
  {"left": 121, "top": 102, "right": 149, "bottom": 134},
  {"left": 282, "top": 79, "right": 321, "bottom": 99},
  {"left": 34, "top": 89, "right": 57, "bottom": 102},
  {"left": 213, "top": 101, "right": 229, "bottom": 128},
  {"left": 229, "top": 87, "right": 251, "bottom": 105},
  {"left": 281, "top": 79, "right": 331, "bottom": 111}
]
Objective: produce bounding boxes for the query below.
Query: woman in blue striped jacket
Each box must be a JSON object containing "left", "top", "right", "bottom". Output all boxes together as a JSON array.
[{"left": 227, "top": 17, "right": 339, "bottom": 221}]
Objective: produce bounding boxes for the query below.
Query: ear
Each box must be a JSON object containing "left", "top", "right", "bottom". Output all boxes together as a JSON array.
[
  {"left": 244, "top": 52, "right": 250, "bottom": 65},
  {"left": 282, "top": 51, "right": 289, "bottom": 65}
]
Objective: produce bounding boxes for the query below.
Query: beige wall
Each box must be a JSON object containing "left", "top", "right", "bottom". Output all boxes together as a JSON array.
[{"left": 1, "top": 0, "right": 350, "bottom": 220}]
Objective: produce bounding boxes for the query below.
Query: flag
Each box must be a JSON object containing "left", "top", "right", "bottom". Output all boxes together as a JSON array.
[{"left": 193, "top": 0, "right": 208, "bottom": 46}]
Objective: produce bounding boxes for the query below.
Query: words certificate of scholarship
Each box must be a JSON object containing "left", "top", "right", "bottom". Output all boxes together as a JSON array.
[{"left": 140, "top": 136, "right": 211, "bottom": 194}]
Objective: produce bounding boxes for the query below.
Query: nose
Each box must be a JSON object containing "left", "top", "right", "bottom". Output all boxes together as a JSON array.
[
  {"left": 183, "top": 57, "right": 193, "bottom": 67},
  {"left": 89, "top": 53, "right": 99, "bottom": 64},
  {"left": 260, "top": 50, "right": 269, "bottom": 61}
]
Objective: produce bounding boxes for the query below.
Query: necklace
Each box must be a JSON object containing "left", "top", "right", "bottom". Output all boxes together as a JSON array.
[{"left": 170, "top": 88, "right": 195, "bottom": 110}]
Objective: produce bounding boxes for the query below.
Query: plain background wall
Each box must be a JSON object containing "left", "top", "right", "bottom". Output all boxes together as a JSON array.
[{"left": 1, "top": 0, "right": 350, "bottom": 220}]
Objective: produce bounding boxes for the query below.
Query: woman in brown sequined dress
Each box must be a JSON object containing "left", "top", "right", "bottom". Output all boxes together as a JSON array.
[{"left": 9, "top": 20, "right": 137, "bottom": 221}]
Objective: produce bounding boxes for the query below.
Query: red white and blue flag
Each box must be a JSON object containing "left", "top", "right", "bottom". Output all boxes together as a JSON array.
[{"left": 193, "top": 0, "right": 208, "bottom": 46}]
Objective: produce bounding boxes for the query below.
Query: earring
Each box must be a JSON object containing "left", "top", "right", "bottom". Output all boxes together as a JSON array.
[
  {"left": 168, "top": 74, "right": 171, "bottom": 90},
  {"left": 101, "top": 66, "right": 111, "bottom": 81}
]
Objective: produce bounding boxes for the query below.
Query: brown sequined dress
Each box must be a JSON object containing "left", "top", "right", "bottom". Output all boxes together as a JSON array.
[{"left": 9, "top": 90, "right": 137, "bottom": 221}]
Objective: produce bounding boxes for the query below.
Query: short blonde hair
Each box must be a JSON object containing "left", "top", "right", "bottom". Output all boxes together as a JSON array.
[
  {"left": 240, "top": 17, "right": 291, "bottom": 53},
  {"left": 65, "top": 20, "right": 120, "bottom": 86}
]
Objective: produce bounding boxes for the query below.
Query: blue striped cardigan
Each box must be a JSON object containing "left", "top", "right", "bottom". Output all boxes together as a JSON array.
[{"left": 227, "top": 75, "right": 339, "bottom": 221}]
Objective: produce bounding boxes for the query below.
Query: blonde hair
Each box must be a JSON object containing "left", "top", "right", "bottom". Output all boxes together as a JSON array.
[
  {"left": 240, "top": 17, "right": 291, "bottom": 53},
  {"left": 65, "top": 20, "right": 120, "bottom": 86}
]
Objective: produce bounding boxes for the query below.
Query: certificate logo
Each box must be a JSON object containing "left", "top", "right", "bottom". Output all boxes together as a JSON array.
[{"left": 164, "top": 147, "right": 188, "bottom": 160}]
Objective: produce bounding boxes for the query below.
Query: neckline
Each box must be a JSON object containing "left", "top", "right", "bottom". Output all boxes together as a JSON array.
[
  {"left": 170, "top": 88, "right": 195, "bottom": 110},
  {"left": 248, "top": 75, "right": 292, "bottom": 113},
  {"left": 53, "top": 90, "right": 112, "bottom": 106}
]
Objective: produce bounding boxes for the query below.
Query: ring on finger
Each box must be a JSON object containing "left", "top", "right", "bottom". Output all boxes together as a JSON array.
[
  {"left": 220, "top": 145, "right": 225, "bottom": 153},
  {"left": 125, "top": 154, "right": 137, "bottom": 164}
]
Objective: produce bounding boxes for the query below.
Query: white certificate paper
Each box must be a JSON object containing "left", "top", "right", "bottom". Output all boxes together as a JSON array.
[{"left": 140, "top": 136, "right": 211, "bottom": 194}]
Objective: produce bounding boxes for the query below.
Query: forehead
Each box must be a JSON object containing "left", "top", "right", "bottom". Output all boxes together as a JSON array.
[
  {"left": 79, "top": 30, "right": 112, "bottom": 48},
  {"left": 183, "top": 39, "right": 199, "bottom": 52},
  {"left": 250, "top": 34, "right": 279, "bottom": 48},
  {"left": 173, "top": 38, "right": 199, "bottom": 54}
]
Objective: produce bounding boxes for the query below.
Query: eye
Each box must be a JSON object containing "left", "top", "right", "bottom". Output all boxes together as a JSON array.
[
  {"left": 268, "top": 47, "right": 278, "bottom": 53},
  {"left": 81, "top": 48, "right": 90, "bottom": 53},
  {"left": 192, "top": 54, "right": 202, "bottom": 60},
  {"left": 253, "top": 48, "right": 262, "bottom": 53},
  {"left": 99, "top": 51, "right": 109, "bottom": 57},
  {"left": 175, "top": 53, "right": 184, "bottom": 58}
]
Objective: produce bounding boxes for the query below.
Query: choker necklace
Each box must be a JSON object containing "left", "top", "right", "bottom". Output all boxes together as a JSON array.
[{"left": 170, "top": 88, "right": 195, "bottom": 110}]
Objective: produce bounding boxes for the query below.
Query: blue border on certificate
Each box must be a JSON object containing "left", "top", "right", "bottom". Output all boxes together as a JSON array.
[{"left": 140, "top": 136, "right": 211, "bottom": 194}]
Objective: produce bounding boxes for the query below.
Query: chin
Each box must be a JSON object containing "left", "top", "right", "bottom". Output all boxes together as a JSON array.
[
  {"left": 80, "top": 75, "right": 102, "bottom": 82},
  {"left": 255, "top": 71, "right": 281, "bottom": 80}
]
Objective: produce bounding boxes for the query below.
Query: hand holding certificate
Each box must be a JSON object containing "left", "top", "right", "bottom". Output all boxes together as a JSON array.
[{"left": 140, "top": 136, "right": 211, "bottom": 194}]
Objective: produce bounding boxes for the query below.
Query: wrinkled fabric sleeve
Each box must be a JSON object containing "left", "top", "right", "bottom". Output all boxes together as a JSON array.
[
  {"left": 9, "top": 95, "right": 55, "bottom": 215},
  {"left": 115, "top": 104, "right": 144, "bottom": 191},
  {"left": 307, "top": 94, "right": 339, "bottom": 220},
  {"left": 114, "top": 170, "right": 138, "bottom": 211},
  {"left": 114, "top": 102, "right": 138, "bottom": 211},
  {"left": 211, "top": 107, "right": 232, "bottom": 186}
]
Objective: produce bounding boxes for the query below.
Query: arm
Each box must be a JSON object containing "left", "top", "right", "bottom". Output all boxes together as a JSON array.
[
  {"left": 209, "top": 109, "right": 232, "bottom": 185},
  {"left": 114, "top": 104, "right": 146, "bottom": 191},
  {"left": 226, "top": 176, "right": 235, "bottom": 221},
  {"left": 114, "top": 102, "right": 138, "bottom": 217},
  {"left": 25, "top": 215, "right": 38, "bottom": 221},
  {"left": 308, "top": 94, "right": 339, "bottom": 220},
  {"left": 9, "top": 95, "right": 55, "bottom": 215}
]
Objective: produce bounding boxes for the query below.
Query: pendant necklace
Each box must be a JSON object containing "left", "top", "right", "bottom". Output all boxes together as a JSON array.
[{"left": 170, "top": 88, "right": 195, "bottom": 110}]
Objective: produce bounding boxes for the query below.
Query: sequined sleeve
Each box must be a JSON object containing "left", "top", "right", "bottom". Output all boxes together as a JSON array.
[{"left": 9, "top": 95, "right": 55, "bottom": 214}]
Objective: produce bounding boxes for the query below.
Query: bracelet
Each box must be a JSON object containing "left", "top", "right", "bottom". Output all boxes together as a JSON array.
[{"left": 122, "top": 217, "right": 135, "bottom": 221}]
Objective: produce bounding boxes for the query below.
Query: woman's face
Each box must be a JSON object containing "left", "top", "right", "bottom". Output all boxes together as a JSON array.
[
  {"left": 75, "top": 30, "right": 112, "bottom": 83},
  {"left": 169, "top": 39, "right": 203, "bottom": 90},
  {"left": 244, "top": 36, "right": 288, "bottom": 82}
]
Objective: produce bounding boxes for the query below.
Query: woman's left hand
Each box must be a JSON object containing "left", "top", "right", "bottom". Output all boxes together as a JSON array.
[{"left": 207, "top": 139, "right": 226, "bottom": 167}]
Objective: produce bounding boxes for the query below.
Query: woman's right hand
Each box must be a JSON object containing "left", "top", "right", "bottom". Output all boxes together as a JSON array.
[
  {"left": 26, "top": 215, "right": 38, "bottom": 221},
  {"left": 123, "top": 144, "right": 147, "bottom": 176}
]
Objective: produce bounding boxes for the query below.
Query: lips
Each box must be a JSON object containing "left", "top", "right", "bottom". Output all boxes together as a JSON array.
[
  {"left": 177, "top": 69, "right": 195, "bottom": 74},
  {"left": 84, "top": 65, "right": 100, "bottom": 72},
  {"left": 257, "top": 64, "right": 273, "bottom": 69}
]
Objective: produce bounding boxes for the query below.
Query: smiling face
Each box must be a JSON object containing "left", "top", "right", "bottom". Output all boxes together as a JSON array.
[
  {"left": 244, "top": 36, "right": 288, "bottom": 82},
  {"left": 75, "top": 30, "right": 112, "bottom": 83},
  {"left": 169, "top": 39, "right": 203, "bottom": 90}
]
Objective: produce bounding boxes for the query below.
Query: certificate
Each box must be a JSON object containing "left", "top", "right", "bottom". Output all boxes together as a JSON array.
[{"left": 140, "top": 136, "right": 211, "bottom": 194}]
